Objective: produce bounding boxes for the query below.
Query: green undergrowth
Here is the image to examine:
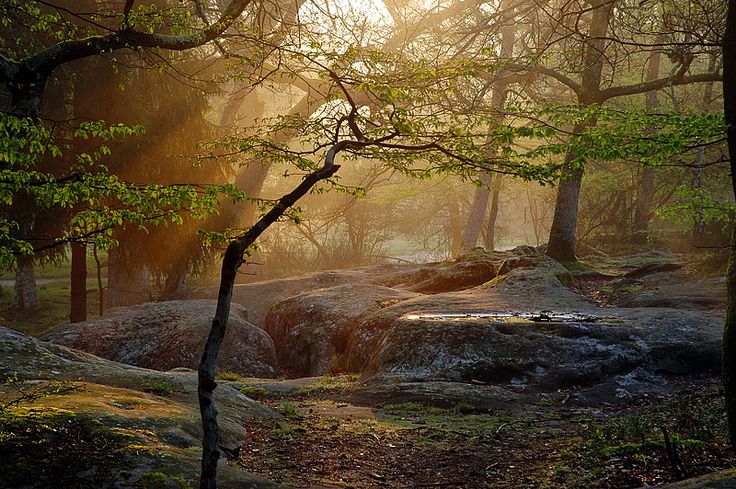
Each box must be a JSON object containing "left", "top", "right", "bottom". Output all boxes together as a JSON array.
[
  {"left": 0, "top": 281, "right": 102, "bottom": 336},
  {"left": 295, "top": 374, "right": 361, "bottom": 397},
  {"left": 546, "top": 387, "right": 732, "bottom": 489}
]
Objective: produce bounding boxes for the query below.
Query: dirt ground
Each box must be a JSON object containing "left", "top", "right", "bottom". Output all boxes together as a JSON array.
[{"left": 235, "top": 375, "right": 733, "bottom": 489}]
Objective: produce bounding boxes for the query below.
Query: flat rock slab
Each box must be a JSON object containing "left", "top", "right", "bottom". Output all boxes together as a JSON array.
[
  {"left": 0, "top": 327, "right": 281, "bottom": 489},
  {"left": 347, "top": 381, "right": 521, "bottom": 411},
  {"left": 41, "top": 299, "right": 278, "bottom": 378}
]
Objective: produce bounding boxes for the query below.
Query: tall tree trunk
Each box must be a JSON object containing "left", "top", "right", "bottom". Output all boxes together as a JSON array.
[
  {"left": 633, "top": 47, "right": 663, "bottom": 233},
  {"left": 692, "top": 54, "right": 718, "bottom": 244},
  {"left": 459, "top": 9, "right": 515, "bottom": 253},
  {"left": 546, "top": 1, "right": 613, "bottom": 262},
  {"left": 447, "top": 194, "right": 463, "bottom": 256},
  {"left": 547, "top": 157, "right": 584, "bottom": 263},
  {"left": 722, "top": 0, "right": 736, "bottom": 450},
  {"left": 460, "top": 174, "right": 493, "bottom": 253},
  {"left": 69, "top": 242, "right": 87, "bottom": 322},
  {"left": 14, "top": 255, "right": 39, "bottom": 310},
  {"left": 484, "top": 175, "right": 503, "bottom": 250},
  {"left": 105, "top": 247, "right": 151, "bottom": 309}
]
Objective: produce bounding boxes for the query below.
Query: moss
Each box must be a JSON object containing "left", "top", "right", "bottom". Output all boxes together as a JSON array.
[
  {"left": 561, "top": 260, "right": 592, "bottom": 273},
  {"left": 0, "top": 406, "right": 145, "bottom": 489},
  {"left": 143, "top": 378, "right": 175, "bottom": 396},
  {"left": 296, "top": 374, "right": 360, "bottom": 396},
  {"left": 239, "top": 386, "right": 274, "bottom": 400},
  {"left": 216, "top": 371, "right": 245, "bottom": 382}
]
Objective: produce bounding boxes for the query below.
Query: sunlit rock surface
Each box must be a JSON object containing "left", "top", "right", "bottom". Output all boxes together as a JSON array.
[
  {"left": 264, "top": 284, "right": 420, "bottom": 376},
  {"left": 41, "top": 300, "right": 278, "bottom": 378},
  {"left": 0, "top": 326, "right": 280, "bottom": 488}
]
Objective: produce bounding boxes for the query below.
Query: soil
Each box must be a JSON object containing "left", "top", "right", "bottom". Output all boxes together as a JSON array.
[{"left": 235, "top": 376, "right": 734, "bottom": 489}]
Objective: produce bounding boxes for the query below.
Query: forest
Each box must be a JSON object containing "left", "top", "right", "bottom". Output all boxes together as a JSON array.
[{"left": 0, "top": 0, "right": 735, "bottom": 488}]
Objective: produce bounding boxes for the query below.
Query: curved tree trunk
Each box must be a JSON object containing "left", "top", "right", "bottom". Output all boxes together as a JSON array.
[{"left": 198, "top": 142, "right": 343, "bottom": 489}]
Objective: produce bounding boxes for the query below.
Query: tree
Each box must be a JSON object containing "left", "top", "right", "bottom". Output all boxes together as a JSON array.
[
  {"left": 498, "top": 0, "right": 724, "bottom": 262},
  {"left": 721, "top": 0, "right": 736, "bottom": 450}
]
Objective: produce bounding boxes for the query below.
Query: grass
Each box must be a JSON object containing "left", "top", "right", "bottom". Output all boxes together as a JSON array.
[
  {"left": 142, "top": 379, "right": 175, "bottom": 397},
  {"left": 0, "top": 250, "right": 109, "bottom": 281},
  {"left": 0, "top": 281, "right": 103, "bottom": 336},
  {"left": 216, "top": 371, "right": 246, "bottom": 382},
  {"left": 295, "top": 374, "right": 361, "bottom": 396}
]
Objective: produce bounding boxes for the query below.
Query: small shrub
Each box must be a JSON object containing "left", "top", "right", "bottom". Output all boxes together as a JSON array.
[
  {"left": 280, "top": 401, "right": 303, "bottom": 420},
  {"left": 142, "top": 378, "right": 174, "bottom": 396}
]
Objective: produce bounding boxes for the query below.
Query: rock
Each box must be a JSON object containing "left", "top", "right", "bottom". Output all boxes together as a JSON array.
[
  {"left": 189, "top": 265, "right": 422, "bottom": 328},
  {"left": 265, "top": 284, "right": 420, "bottom": 376},
  {"left": 42, "top": 300, "right": 278, "bottom": 378},
  {"left": 342, "top": 259, "right": 722, "bottom": 399},
  {"left": 363, "top": 306, "right": 722, "bottom": 391},
  {"left": 405, "top": 249, "right": 499, "bottom": 293},
  {"left": 612, "top": 272, "right": 725, "bottom": 311},
  {"left": 496, "top": 253, "right": 573, "bottom": 286},
  {"left": 347, "top": 381, "right": 521, "bottom": 411},
  {"left": 0, "top": 327, "right": 281, "bottom": 488},
  {"left": 644, "top": 469, "right": 736, "bottom": 488}
]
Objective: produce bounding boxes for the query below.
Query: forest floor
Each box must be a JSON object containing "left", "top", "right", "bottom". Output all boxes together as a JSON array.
[{"left": 229, "top": 374, "right": 732, "bottom": 489}]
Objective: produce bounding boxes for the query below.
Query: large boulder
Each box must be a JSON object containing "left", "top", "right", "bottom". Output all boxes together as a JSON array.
[
  {"left": 363, "top": 307, "right": 722, "bottom": 390},
  {"left": 405, "top": 249, "right": 499, "bottom": 293},
  {"left": 188, "top": 265, "right": 422, "bottom": 328},
  {"left": 0, "top": 327, "right": 280, "bottom": 489},
  {"left": 42, "top": 300, "right": 278, "bottom": 378},
  {"left": 345, "top": 261, "right": 722, "bottom": 400},
  {"left": 346, "top": 265, "right": 586, "bottom": 372},
  {"left": 265, "top": 284, "right": 420, "bottom": 376}
]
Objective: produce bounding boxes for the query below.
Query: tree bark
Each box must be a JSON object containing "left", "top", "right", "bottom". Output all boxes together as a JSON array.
[
  {"left": 547, "top": 160, "right": 584, "bottom": 262},
  {"left": 105, "top": 247, "right": 151, "bottom": 308},
  {"left": 13, "top": 255, "right": 39, "bottom": 311},
  {"left": 447, "top": 194, "right": 463, "bottom": 256},
  {"left": 460, "top": 173, "right": 493, "bottom": 253},
  {"left": 546, "top": 1, "right": 612, "bottom": 262},
  {"left": 69, "top": 242, "right": 87, "bottom": 322},
  {"left": 722, "top": 0, "right": 736, "bottom": 450},
  {"left": 198, "top": 142, "right": 344, "bottom": 489},
  {"left": 484, "top": 175, "right": 502, "bottom": 250}
]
